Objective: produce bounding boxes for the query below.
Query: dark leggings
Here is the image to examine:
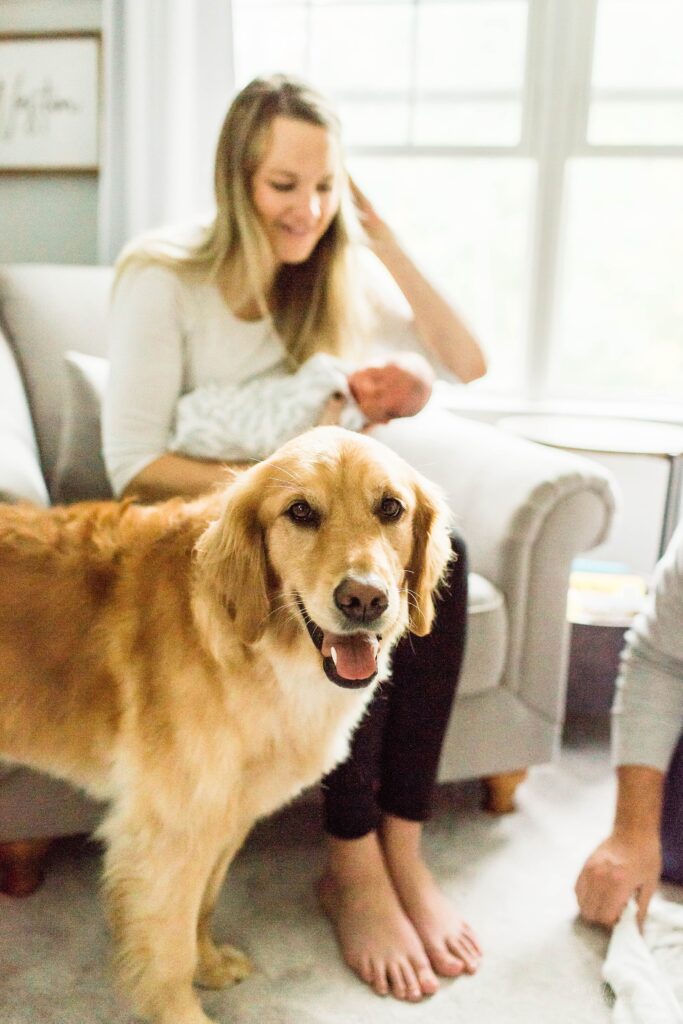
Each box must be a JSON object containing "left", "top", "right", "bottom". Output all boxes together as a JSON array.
[{"left": 322, "top": 533, "right": 468, "bottom": 839}]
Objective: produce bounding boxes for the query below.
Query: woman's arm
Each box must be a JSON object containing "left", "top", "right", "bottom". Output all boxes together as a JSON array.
[
  {"left": 351, "top": 180, "right": 486, "bottom": 383},
  {"left": 104, "top": 263, "right": 190, "bottom": 498},
  {"left": 122, "top": 452, "right": 247, "bottom": 503},
  {"left": 104, "top": 263, "right": 249, "bottom": 502}
]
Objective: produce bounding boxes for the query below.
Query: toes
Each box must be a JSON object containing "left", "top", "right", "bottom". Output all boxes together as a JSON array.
[
  {"left": 368, "top": 958, "right": 435, "bottom": 1001},
  {"left": 445, "top": 934, "right": 481, "bottom": 974},
  {"left": 387, "top": 962, "right": 409, "bottom": 1000},
  {"left": 463, "top": 924, "right": 484, "bottom": 957},
  {"left": 455, "top": 920, "right": 483, "bottom": 955},
  {"left": 426, "top": 942, "right": 466, "bottom": 978},
  {"left": 369, "top": 958, "right": 390, "bottom": 997},
  {"left": 358, "top": 957, "right": 375, "bottom": 986},
  {"left": 397, "top": 960, "right": 427, "bottom": 1002},
  {"left": 412, "top": 959, "right": 440, "bottom": 997},
  {"left": 402, "top": 974, "right": 424, "bottom": 1002}
]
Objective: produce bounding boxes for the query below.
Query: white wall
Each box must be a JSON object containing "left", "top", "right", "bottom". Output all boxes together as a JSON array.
[
  {"left": 0, "top": 0, "right": 102, "bottom": 265},
  {"left": 568, "top": 452, "right": 665, "bottom": 576}
]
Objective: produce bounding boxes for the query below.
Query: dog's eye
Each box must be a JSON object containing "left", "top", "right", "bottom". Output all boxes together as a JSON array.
[
  {"left": 286, "top": 501, "right": 319, "bottom": 526},
  {"left": 378, "top": 496, "right": 404, "bottom": 521}
]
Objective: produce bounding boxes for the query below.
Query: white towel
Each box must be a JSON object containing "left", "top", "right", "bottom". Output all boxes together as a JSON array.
[{"left": 603, "top": 896, "right": 683, "bottom": 1024}]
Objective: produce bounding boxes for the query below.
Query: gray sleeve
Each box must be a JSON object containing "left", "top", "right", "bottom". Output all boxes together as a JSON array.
[
  {"left": 102, "top": 264, "right": 185, "bottom": 497},
  {"left": 612, "top": 524, "right": 683, "bottom": 771}
]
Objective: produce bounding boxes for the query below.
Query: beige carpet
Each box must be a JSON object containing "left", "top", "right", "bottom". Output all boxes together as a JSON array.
[{"left": 1, "top": 717, "right": 681, "bottom": 1024}]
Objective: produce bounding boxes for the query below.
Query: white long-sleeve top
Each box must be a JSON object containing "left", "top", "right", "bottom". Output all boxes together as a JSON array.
[
  {"left": 168, "top": 353, "right": 365, "bottom": 462},
  {"left": 612, "top": 523, "right": 683, "bottom": 771},
  {"left": 103, "top": 244, "right": 443, "bottom": 497}
]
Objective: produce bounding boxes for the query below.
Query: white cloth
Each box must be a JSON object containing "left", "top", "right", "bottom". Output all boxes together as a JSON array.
[
  {"left": 169, "top": 353, "right": 366, "bottom": 462},
  {"left": 603, "top": 897, "right": 683, "bottom": 1023}
]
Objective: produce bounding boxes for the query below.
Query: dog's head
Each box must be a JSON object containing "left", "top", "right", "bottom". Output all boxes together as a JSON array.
[{"left": 193, "top": 427, "right": 453, "bottom": 688}]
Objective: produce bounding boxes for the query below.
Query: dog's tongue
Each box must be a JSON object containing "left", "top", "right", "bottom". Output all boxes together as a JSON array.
[{"left": 321, "top": 632, "right": 379, "bottom": 680}]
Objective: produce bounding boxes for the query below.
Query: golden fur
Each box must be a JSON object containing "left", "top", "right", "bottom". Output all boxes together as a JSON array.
[{"left": 0, "top": 427, "right": 452, "bottom": 1024}]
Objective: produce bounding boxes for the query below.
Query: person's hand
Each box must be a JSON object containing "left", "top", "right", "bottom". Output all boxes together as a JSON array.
[
  {"left": 575, "top": 830, "right": 662, "bottom": 930},
  {"left": 316, "top": 393, "right": 347, "bottom": 427},
  {"left": 348, "top": 178, "right": 395, "bottom": 250}
]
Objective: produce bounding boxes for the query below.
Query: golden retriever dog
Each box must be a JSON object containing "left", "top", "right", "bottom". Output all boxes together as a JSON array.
[{"left": 0, "top": 426, "right": 452, "bottom": 1024}]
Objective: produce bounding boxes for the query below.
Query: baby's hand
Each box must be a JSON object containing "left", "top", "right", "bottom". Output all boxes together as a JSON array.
[{"left": 317, "top": 393, "right": 347, "bottom": 426}]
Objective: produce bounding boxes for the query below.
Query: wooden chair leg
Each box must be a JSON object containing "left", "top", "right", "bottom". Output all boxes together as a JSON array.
[
  {"left": 482, "top": 769, "right": 528, "bottom": 814},
  {"left": 0, "top": 838, "right": 54, "bottom": 897}
]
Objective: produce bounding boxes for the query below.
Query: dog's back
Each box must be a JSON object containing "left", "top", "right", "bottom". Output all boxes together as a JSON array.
[{"left": 0, "top": 499, "right": 210, "bottom": 790}]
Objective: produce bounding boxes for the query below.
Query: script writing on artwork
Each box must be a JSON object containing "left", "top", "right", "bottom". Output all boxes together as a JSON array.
[{"left": 0, "top": 34, "right": 100, "bottom": 172}]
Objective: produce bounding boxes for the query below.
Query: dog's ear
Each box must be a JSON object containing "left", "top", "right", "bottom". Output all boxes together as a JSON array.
[
  {"left": 406, "top": 477, "right": 453, "bottom": 637},
  {"left": 194, "top": 472, "right": 270, "bottom": 645}
]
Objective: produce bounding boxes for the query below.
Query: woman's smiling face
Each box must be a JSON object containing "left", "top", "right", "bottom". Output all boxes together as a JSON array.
[{"left": 251, "top": 116, "right": 342, "bottom": 265}]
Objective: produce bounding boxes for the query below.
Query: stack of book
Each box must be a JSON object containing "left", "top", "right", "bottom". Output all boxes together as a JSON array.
[{"left": 567, "top": 560, "right": 648, "bottom": 628}]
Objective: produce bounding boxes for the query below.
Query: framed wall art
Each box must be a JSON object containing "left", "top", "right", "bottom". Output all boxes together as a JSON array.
[{"left": 0, "top": 32, "right": 101, "bottom": 173}]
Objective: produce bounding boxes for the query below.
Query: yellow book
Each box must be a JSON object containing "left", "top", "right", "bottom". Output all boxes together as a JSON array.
[{"left": 567, "top": 571, "right": 648, "bottom": 626}]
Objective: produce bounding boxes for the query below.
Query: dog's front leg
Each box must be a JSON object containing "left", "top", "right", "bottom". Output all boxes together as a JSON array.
[
  {"left": 195, "top": 827, "right": 253, "bottom": 990},
  {"left": 102, "top": 815, "right": 224, "bottom": 1024}
]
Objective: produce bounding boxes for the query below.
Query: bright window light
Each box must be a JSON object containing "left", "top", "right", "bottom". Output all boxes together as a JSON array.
[{"left": 231, "top": 0, "right": 683, "bottom": 411}]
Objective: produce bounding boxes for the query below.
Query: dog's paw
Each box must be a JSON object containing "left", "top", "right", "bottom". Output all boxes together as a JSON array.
[{"left": 195, "top": 942, "right": 253, "bottom": 990}]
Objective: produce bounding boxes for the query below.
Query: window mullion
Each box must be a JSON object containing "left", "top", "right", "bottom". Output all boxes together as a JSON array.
[
  {"left": 519, "top": 0, "right": 541, "bottom": 154},
  {"left": 407, "top": 0, "right": 419, "bottom": 145},
  {"left": 305, "top": 0, "right": 314, "bottom": 79},
  {"left": 524, "top": 0, "right": 597, "bottom": 401}
]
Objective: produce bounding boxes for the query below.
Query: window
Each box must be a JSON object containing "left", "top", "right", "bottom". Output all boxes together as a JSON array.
[{"left": 231, "top": 0, "right": 683, "bottom": 411}]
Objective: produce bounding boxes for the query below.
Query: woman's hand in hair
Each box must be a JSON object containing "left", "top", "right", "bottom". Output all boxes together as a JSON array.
[
  {"left": 348, "top": 179, "right": 487, "bottom": 384},
  {"left": 349, "top": 178, "right": 395, "bottom": 251}
]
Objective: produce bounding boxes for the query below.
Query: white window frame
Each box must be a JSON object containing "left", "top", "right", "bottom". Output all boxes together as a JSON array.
[{"left": 231, "top": 0, "right": 683, "bottom": 417}]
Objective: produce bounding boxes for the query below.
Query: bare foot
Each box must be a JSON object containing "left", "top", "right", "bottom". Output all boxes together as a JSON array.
[
  {"left": 318, "top": 833, "right": 439, "bottom": 1001},
  {"left": 381, "top": 816, "right": 482, "bottom": 978}
]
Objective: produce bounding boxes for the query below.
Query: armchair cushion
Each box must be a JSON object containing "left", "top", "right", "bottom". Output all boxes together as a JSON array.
[
  {"left": 53, "top": 351, "right": 112, "bottom": 504},
  {"left": 0, "top": 328, "right": 49, "bottom": 506},
  {"left": 458, "top": 573, "right": 506, "bottom": 698},
  {"left": 0, "top": 264, "right": 113, "bottom": 497}
]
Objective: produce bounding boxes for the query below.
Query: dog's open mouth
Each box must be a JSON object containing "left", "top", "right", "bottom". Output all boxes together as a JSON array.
[{"left": 296, "top": 597, "right": 379, "bottom": 689}]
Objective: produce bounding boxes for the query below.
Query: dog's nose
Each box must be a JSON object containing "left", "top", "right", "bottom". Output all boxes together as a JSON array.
[{"left": 334, "top": 575, "right": 389, "bottom": 624}]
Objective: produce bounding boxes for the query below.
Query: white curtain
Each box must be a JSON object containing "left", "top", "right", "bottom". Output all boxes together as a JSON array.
[{"left": 98, "top": 0, "right": 235, "bottom": 265}]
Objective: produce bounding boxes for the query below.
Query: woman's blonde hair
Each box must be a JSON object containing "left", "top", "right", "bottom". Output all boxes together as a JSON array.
[{"left": 116, "top": 73, "right": 366, "bottom": 364}]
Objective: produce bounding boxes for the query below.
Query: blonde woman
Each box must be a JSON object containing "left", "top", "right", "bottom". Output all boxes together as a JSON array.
[{"left": 104, "top": 73, "right": 485, "bottom": 1002}]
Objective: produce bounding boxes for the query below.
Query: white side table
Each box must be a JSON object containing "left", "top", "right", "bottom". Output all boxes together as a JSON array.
[{"left": 499, "top": 415, "right": 683, "bottom": 560}]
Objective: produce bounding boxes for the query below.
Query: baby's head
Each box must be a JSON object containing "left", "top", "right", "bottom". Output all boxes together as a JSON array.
[{"left": 348, "top": 359, "right": 432, "bottom": 424}]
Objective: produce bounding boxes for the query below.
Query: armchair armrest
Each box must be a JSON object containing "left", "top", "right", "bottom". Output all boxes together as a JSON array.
[
  {"left": 373, "top": 407, "right": 618, "bottom": 722},
  {"left": 0, "top": 328, "right": 49, "bottom": 506}
]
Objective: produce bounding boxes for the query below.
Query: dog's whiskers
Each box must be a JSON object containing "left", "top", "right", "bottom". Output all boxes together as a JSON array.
[{"left": 264, "top": 594, "right": 300, "bottom": 625}]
